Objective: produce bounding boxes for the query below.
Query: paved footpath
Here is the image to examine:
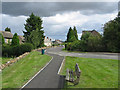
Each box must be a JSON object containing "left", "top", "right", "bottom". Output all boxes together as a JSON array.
[{"left": 23, "top": 53, "right": 65, "bottom": 88}]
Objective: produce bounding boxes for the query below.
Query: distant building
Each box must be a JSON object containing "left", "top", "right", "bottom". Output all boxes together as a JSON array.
[
  {"left": 53, "top": 39, "right": 63, "bottom": 45},
  {"left": 18, "top": 35, "right": 25, "bottom": 44},
  {"left": 82, "top": 30, "right": 101, "bottom": 36},
  {"left": 44, "top": 37, "right": 52, "bottom": 46},
  {"left": 0, "top": 31, "right": 24, "bottom": 44}
]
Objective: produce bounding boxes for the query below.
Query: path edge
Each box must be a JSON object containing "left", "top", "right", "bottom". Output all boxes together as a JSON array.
[
  {"left": 57, "top": 56, "right": 65, "bottom": 75},
  {"left": 20, "top": 55, "right": 53, "bottom": 89}
]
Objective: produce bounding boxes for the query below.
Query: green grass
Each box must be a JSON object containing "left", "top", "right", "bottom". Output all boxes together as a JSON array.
[
  {"left": 0, "top": 57, "right": 13, "bottom": 64},
  {"left": 61, "top": 56, "right": 118, "bottom": 88},
  {"left": 2, "top": 51, "right": 52, "bottom": 88}
]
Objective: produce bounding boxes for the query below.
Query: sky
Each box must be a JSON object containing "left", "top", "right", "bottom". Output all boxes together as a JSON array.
[{"left": 1, "top": 1, "right": 119, "bottom": 41}]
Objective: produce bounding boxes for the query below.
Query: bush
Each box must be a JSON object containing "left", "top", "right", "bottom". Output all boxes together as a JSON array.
[
  {"left": 70, "top": 40, "right": 81, "bottom": 51},
  {"left": 2, "top": 43, "right": 33, "bottom": 57},
  {"left": 2, "top": 45, "right": 14, "bottom": 57},
  {"left": 11, "top": 33, "right": 19, "bottom": 46}
]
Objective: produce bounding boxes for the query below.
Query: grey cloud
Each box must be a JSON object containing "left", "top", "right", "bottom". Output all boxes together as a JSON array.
[{"left": 2, "top": 2, "right": 118, "bottom": 17}]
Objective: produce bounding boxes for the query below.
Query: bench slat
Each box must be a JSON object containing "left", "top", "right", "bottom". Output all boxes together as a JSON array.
[
  {"left": 65, "top": 63, "right": 81, "bottom": 85},
  {"left": 65, "top": 69, "right": 69, "bottom": 81}
]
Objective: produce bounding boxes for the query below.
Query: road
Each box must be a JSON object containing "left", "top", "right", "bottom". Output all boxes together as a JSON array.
[{"left": 46, "top": 46, "right": 119, "bottom": 60}]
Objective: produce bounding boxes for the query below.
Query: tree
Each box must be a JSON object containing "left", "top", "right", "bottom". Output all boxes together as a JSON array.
[
  {"left": 29, "top": 28, "right": 44, "bottom": 48},
  {"left": 87, "top": 35, "right": 102, "bottom": 51},
  {"left": 73, "top": 26, "right": 78, "bottom": 40},
  {"left": 23, "top": 13, "right": 44, "bottom": 48},
  {"left": 0, "top": 33, "right": 5, "bottom": 45},
  {"left": 5, "top": 27, "right": 11, "bottom": 32},
  {"left": 103, "top": 11, "right": 120, "bottom": 52},
  {"left": 11, "top": 33, "right": 19, "bottom": 46},
  {"left": 67, "top": 27, "right": 76, "bottom": 42},
  {"left": 80, "top": 32, "right": 91, "bottom": 51}
]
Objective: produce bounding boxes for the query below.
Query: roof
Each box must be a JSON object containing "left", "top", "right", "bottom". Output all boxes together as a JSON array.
[
  {"left": 0, "top": 31, "right": 13, "bottom": 39},
  {"left": 82, "top": 30, "right": 100, "bottom": 36}
]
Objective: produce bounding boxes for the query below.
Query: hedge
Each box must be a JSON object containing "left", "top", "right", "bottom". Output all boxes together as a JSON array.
[{"left": 2, "top": 43, "right": 33, "bottom": 57}]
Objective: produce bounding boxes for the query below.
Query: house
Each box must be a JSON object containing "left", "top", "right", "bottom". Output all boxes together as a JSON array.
[
  {"left": 82, "top": 30, "right": 101, "bottom": 36},
  {"left": 0, "top": 31, "right": 25, "bottom": 44},
  {"left": 0, "top": 31, "right": 13, "bottom": 43},
  {"left": 44, "top": 36, "right": 52, "bottom": 47}
]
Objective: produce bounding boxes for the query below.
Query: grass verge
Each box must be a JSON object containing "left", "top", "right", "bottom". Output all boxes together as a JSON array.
[
  {"left": 61, "top": 56, "right": 118, "bottom": 88},
  {"left": 2, "top": 51, "right": 52, "bottom": 88},
  {"left": 0, "top": 57, "right": 13, "bottom": 64}
]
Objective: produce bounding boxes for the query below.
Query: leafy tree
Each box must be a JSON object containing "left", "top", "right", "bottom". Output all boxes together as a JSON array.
[
  {"left": 80, "top": 32, "right": 91, "bottom": 51},
  {"left": 67, "top": 27, "right": 76, "bottom": 42},
  {"left": 23, "top": 13, "right": 44, "bottom": 48},
  {"left": 29, "top": 28, "right": 44, "bottom": 48},
  {"left": 11, "top": 33, "right": 19, "bottom": 46},
  {"left": 81, "top": 32, "right": 91, "bottom": 43},
  {"left": 103, "top": 11, "right": 120, "bottom": 52},
  {"left": 0, "top": 33, "right": 5, "bottom": 45},
  {"left": 73, "top": 26, "right": 78, "bottom": 40},
  {"left": 5, "top": 27, "right": 11, "bottom": 32},
  {"left": 87, "top": 35, "right": 102, "bottom": 51}
]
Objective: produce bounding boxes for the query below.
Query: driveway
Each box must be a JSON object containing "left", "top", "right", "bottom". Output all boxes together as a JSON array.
[{"left": 46, "top": 47, "right": 119, "bottom": 60}]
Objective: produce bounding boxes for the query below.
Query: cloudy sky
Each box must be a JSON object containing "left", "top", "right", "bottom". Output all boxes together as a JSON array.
[{"left": 1, "top": 1, "right": 119, "bottom": 41}]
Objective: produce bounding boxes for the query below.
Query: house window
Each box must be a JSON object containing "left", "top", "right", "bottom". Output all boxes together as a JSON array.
[{"left": 5, "top": 38, "right": 8, "bottom": 43}]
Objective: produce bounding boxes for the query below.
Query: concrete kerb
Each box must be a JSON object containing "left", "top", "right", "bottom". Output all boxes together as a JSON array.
[
  {"left": 20, "top": 55, "right": 53, "bottom": 89},
  {"left": 57, "top": 56, "right": 65, "bottom": 75}
]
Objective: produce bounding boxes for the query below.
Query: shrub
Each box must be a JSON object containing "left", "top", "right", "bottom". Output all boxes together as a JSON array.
[
  {"left": 70, "top": 40, "right": 80, "bottom": 51},
  {"left": 2, "top": 43, "right": 33, "bottom": 57},
  {"left": 11, "top": 33, "right": 19, "bottom": 46},
  {"left": 2, "top": 45, "right": 13, "bottom": 57}
]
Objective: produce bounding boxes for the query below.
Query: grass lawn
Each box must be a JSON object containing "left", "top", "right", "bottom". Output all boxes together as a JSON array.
[
  {"left": 0, "top": 57, "right": 13, "bottom": 64},
  {"left": 2, "top": 51, "right": 52, "bottom": 88},
  {"left": 61, "top": 56, "right": 118, "bottom": 88}
]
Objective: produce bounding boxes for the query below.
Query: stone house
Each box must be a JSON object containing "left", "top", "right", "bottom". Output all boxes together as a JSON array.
[
  {"left": 0, "top": 31, "right": 24, "bottom": 44},
  {"left": 0, "top": 31, "right": 13, "bottom": 43}
]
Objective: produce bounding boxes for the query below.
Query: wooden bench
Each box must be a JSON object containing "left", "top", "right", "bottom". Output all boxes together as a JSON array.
[{"left": 65, "top": 63, "right": 81, "bottom": 85}]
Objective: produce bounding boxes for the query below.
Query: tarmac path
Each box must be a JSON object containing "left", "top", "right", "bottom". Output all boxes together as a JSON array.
[{"left": 23, "top": 53, "right": 65, "bottom": 88}]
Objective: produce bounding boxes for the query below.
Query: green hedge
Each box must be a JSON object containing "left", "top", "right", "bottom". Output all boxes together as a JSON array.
[{"left": 2, "top": 43, "right": 33, "bottom": 57}]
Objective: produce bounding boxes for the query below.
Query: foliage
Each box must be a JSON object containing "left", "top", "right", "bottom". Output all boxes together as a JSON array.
[
  {"left": 80, "top": 32, "right": 91, "bottom": 51},
  {"left": 23, "top": 13, "right": 44, "bottom": 48},
  {"left": 103, "top": 11, "right": 120, "bottom": 52},
  {"left": 73, "top": 26, "right": 78, "bottom": 40},
  {"left": 2, "top": 43, "right": 33, "bottom": 57},
  {"left": 66, "top": 40, "right": 80, "bottom": 51},
  {"left": 11, "top": 33, "right": 19, "bottom": 46},
  {"left": 5, "top": 27, "right": 11, "bottom": 32},
  {"left": 67, "top": 27, "right": 76, "bottom": 42},
  {"left": 0, "top": 33, "right": 5, "bottom": 45},
  {"left": 66, "top": 32, "right": 103, "bottom": 52},
  {"left": 87, "top": 35, "right": 103, "bottom": 52}
]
